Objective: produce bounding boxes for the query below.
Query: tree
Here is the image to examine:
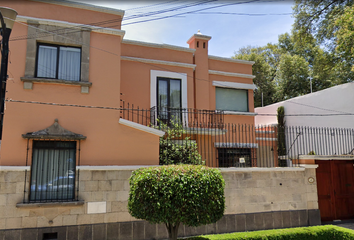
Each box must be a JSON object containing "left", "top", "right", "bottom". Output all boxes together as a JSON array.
[
  {"left": 159, "top": 120, "right": 203, "bottom": 165},
  {"left": 128, "top": 165, "right": 225, "bottom": 240},
  {"left": 335, "top": 5, "right": 354, "bottom": 72},
  {"left": 293, "top": 0, "right": 354, "bottom": 50},
  {"left": 234, "top": 45, "right": 278, "bottom": 107},
  {"left": 274, "top": 54, "right": 310, "bottom": 101}
]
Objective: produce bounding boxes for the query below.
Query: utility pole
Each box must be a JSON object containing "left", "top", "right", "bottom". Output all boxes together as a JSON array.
[{"left": 0, "top": 7, "right": 17, "bottom": 140}]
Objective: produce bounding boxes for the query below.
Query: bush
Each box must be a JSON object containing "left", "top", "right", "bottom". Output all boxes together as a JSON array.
[
  {"left": 159, "top": 120, "right": 203, "bottom": 165},
  {"left": 128, "top": 165, "right": 225, "bottom": 240},
  {"left": 186, "top": 225, "right": 354, "bottom": 240}
]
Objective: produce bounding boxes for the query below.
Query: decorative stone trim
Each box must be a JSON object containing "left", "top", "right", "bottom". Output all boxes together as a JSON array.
[
  {"left": 299, "top": 155, "right": 354, "bottom": 160},
  {"left": 184, "top": 127, "right": 227, "bottom": 136},
  {"left": 16, "top": 200, "right": 84, "bottom": 208},
  {"left": 122, "top": 39, "right": 195, "bottom": 53},
  {"left": 22, "top": 119, "right": 87, "bottom": 140},
  {"left": 210, "top": 71, "right": 256, "bottom": 79},
  {"left": 0, "top": 210, "right": 321, "bottom": 239},
  {"left": 255, "top": 137, "right": 278, "bottom": 141},
  {"left": 17, "top": 16, "right": 126, "bottom": 37},
  {"left": 119, "top": 118, "right": 165, "bottom": 137},
  {"left": 31, "top": 0, "right": 125, "bottom": 16},
  {"left": 219, "top": 167, "right": 305, "bottom": 172},
  {"left": 209, "top": 55, "right": 255, "bottom": 65},
  {"left": 77, "top": 165, "right": 157, "bottom": 170},
  {"left": 121, "top": 56, "right": 196, "bottom": 69},
  {"left": 224, "top": 111, "right": 257, "bottom": 116},
  {"left": 21, "top": 77, "right": 92, "bottom": 93},
  {"left": 215, "top": 142, "right": 258, "bottom": 149}
]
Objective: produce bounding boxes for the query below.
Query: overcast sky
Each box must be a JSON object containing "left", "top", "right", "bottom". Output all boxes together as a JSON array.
[{"left": 75, "top": 0, "right": 294, "bottom": 57}]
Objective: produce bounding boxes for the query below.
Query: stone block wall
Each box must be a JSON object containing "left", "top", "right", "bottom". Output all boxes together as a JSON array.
[{"left": 0, "top": 165, "right": 320, "bottom": 239}]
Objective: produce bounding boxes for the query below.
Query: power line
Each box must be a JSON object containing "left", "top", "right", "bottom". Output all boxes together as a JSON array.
[
  {"left": 6, "top": 99, "right": 354, "bottom": 117},
  {"left": 192, "top": 11, "right": 292, "bottom": 16},
  {"left": 9, "top": 17, "right": 242, "bottom": 90}
]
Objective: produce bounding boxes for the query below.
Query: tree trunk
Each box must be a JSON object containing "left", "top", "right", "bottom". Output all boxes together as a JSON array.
[{"left": 166, "top": 222, "right": 180, "bottom": 240}]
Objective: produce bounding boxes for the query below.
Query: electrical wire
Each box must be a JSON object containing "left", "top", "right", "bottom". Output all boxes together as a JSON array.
[
  {"left": 8, "top": 17, "right": 244, "bottom": 90},
  {"left": 6, "top": 99, "right": 354, "bottom": 117}
]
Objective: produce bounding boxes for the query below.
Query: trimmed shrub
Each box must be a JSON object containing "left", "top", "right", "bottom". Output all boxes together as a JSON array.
[
  {"left": 128, "top": 165, "right": 225, "bottom": 240},
  {"left": 186, "top": 225, "right": 354, "bottom": 240},
  {"left": 159, "top": 120, "right": 203, "bottom": 165}
]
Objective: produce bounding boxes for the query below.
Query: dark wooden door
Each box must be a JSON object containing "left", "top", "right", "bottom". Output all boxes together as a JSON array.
[{"left": 316, "top": 160, "right": 354, "bottom": 221}]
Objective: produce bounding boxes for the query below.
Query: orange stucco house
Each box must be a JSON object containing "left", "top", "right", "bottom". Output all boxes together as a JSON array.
[
  {"left": 0, "top": 1, "right": 323, "bottom": 239},
  {"left": 1, "top": 0, "right": 257, "bottom": 170}
]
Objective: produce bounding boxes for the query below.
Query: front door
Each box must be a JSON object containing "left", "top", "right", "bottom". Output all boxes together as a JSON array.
[{"left": 316, "top": 160, "right": 354, "bottom": 221}]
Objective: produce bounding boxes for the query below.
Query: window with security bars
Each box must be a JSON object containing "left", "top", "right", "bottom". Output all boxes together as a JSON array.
[
  {"left": 36, "top": 43, "right": 81, "bottom": 81},
  {"left": 30, "top": 141, "right": 76, "bottom": 202},
  {"left": 218, "top": 148, "right": 251, "bottom": 167}
]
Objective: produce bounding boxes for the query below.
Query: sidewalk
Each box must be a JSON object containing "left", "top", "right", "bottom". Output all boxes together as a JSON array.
[{"left": 324, "top": 220, "right": 354, "bottom": 230}]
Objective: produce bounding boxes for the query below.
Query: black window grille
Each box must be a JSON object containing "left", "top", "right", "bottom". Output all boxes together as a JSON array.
[
  {"left": 218, "top": 148, "right": 252, "bottom": 167},
  {"left": 30, "top": 141, "right": 76, "bottom": 202}
]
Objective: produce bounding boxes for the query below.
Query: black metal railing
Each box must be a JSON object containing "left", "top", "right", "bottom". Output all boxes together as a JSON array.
[
  {"left": 120, "top": 105, "right": 354, "bottom": 168},
  {"left": 120, "top": 102, "right": 224, "bottom": 129}
]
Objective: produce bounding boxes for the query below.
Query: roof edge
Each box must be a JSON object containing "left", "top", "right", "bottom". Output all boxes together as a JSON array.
[{"left": 30, "top": 0, "right": 125, "bottom": 16}]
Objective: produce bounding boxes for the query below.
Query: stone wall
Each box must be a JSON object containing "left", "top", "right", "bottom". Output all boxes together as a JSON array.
[{"left": 0, "top": 165, "right": 320, "bottom": 239}]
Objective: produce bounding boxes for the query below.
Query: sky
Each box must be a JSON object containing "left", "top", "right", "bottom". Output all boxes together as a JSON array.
[{"left": 75, "top": 0, "right": 295, "bottom": 58}]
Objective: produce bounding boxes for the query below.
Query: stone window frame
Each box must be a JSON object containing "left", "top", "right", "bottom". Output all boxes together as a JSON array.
[{"left": 21, "top": 20, "right": 92, "bottom": 93}]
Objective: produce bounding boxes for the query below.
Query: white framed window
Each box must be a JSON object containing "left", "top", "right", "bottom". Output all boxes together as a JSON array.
[
  {"left": 150, "top": 70, "right": 188, "bottom": 109},
  {"left": 151, "top": 70, "right": 188, "bottom": 124}
]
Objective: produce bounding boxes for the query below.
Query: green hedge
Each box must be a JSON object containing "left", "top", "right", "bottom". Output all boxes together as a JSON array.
[
  {"left": 128, "top": 165, "right": 225, "bottom": 239},
  {"left": 186, "top": 225, "right": 354, "bottom": 240}
]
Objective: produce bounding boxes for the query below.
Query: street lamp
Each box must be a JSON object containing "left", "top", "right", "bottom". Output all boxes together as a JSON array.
[{"left": 0, "top": 7, "right": 17, "bottom": 140}]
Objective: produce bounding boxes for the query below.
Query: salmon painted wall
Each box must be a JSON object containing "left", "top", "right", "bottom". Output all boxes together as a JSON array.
[
  {"left": 188, "top": 36, "right": 210, "bottom": 110},
  {"left": 120, "top": 62, "right": 195, "bottom": 109},
  {"left": 0, "top": 2, "right": 160, "bottom": 166},
  {"left": 2, "top": 0, "right": 123, "bottom": 29},
  {"left": 121, "top": 42, "right": 194, "bottom": 64},
  {"left": 209, "top": 59, "right": 253, "bottom": 75}
]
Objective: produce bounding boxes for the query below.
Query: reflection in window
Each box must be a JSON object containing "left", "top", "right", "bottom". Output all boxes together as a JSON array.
[
  {"left": 215, "top": 87, "right": 248, "bottom": 112},
  {"left": 36, "top": 44, "right": 81, "bottom": 81},
  {"left": 157, "top": 77, "right": 181, "bottom": 123}
]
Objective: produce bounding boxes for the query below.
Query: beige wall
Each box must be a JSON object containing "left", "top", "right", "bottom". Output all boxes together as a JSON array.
[{"left": 0, "top": 166, "right": 318, "bottom": 230}]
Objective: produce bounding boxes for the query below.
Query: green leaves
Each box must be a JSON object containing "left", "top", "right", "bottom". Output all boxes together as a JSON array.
[
  {"left": 128, "top": 165, "right": 225, "bottom": 228},
  {"left": 159, "top": 120, "right": 203, "bottom": 165}
]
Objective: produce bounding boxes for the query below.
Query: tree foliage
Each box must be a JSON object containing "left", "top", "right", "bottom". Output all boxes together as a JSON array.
[
  {"left": 128, "top": 165, "right": 225, "bottom": 240},
  {"left": 293, "top": 0, "right": 354, "bottom": 49},
  {"left": 233, "top": 0, "right": 354, "bottom": 106},
  {"left": 159, "top": 120, "right": 203, "bottom": 165},
  {"left": 335, "top": 5, "right": 354, "bottom": 72}
]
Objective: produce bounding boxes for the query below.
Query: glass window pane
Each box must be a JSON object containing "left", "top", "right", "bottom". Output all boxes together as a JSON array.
[
  {"left": 158, "top": 80, "right": 168, "bottom": 120},
  {"left": 37, "top": 45, "right": 57, "bottom": 78},
  {"left": 215, "top": 87, "right": 248, "bottom": 112},
  {"left": 58, "top": 47, "right": 81, "bottom": 81},
  {"left": 30, "top": 141, "right": 76, "bottom": 202},
  {"left": 170, "top": 80, "right": 181, "bottom": 109}
]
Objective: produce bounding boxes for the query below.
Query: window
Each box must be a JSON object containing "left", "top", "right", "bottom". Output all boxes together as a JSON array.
[
  {"left": 215, "top": 87, "right": 248, "bottom": 112},
  {"left": 30, "top": 141, "right": 76, "bottom": 202},
  {"left": 36, "top": 43, "right": 81, "bottom": 81},
  {"left": 157, "top": 77, "right": 182, "bottom": 123},
  {"left": 218, "top": 148, "right": 251, "bottom": 167}
]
